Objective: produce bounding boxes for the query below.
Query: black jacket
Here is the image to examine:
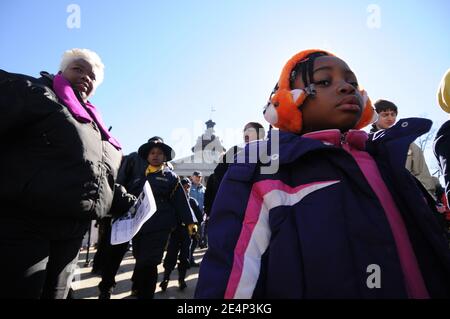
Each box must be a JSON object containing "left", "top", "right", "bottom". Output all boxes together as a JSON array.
[
  {"left": 0, "top": 70, "right": 123, "bottom": 221},
  {"left": 434, "top": 120, "right": 450, "bottom": 206},
  {"left": 116, "top": 152, "right": 148, "bottom": 197}
]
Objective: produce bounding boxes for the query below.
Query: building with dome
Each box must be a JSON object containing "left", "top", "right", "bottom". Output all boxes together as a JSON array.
[{"left": 171, "top": 119, "right": 226, "bottom": 180}]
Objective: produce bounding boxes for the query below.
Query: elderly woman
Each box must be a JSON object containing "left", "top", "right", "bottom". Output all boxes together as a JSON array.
[{"left": 0, "top": 49, "right": 135, "bottom": 299}]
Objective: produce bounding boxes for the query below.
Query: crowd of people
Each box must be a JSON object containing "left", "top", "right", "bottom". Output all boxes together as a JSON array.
[{"left": 1, "top": 48, "right": 450, "bottom": 299}]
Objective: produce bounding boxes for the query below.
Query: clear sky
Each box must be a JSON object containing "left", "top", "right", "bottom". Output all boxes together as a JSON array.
[{"left": 1, "top": 0, "right": 449, "bottom": 173}]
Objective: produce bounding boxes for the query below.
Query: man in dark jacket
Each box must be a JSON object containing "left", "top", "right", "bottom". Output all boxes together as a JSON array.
[{"left": 0, "top": 49, "right": 135, "bottom": 299}]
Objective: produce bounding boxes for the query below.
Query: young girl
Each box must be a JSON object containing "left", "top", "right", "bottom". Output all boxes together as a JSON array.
[{"left": 195, "top": 49, "right": 450, "bottom": 299}]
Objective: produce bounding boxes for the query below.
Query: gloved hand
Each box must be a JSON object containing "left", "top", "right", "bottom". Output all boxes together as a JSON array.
[
  {"left": 81, "top": 181, "right": 100, "bottom": 200},
  {"left": 187, "top": 223, "right": 198, "bottom": 236},
  {"left": 110, "top": 184, "right": 137, "bottom": 218}
]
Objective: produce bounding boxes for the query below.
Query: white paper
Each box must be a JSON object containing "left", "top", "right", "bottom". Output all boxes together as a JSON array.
[{"left": 110, "top": 181, "right": 157, "bottom": 245}]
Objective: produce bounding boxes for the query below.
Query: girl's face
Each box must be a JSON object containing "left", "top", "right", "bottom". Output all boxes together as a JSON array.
[
  {"left": 147, "top": 147, "right": 166, "bottom": 166},
  {"left": 293, "top": 56, "right": 363, "bottom": 134}
]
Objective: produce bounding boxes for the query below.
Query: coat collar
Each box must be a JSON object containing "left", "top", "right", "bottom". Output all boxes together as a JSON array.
[
  {"left": 226, "top": 118, "right": 432, "bottom": 183},
  {"left": 269, "top": 117, "right": 432, "bottom": 165},
  {"left": 303, "top": 129, "right": 368, "bottom": 151}
]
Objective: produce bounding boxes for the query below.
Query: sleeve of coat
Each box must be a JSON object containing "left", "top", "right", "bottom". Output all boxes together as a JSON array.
[
  {"left": 116, "top": 154, "right": 134, "bottom": 186},
  {"left": 203, "top": 174, "right": 216, "bottom": 217},
  {"left": 0, "top": 70, "right": 37, "bottom": 138},
  {"left": 110, "top": 154, "right": 142, "bottom": 218},
  {"left": 189, "top": 197, "right": 204, "bottom": 224},
  {"left": 109, "top": 183, "right": 137, "bottom": 218},
  {"left": 195, "top": 162, "right": 255, "bottom": 299},
  {"left": 171, "top": 180, "right": 197, "bottom": 224}
]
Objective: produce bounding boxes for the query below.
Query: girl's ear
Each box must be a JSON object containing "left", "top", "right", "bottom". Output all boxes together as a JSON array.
[
  {"left": 354, "top": 89, "right": 377, "bottom": 129},
  {"left": 264, "top": 88, "right": 307, "bottom": 133}
]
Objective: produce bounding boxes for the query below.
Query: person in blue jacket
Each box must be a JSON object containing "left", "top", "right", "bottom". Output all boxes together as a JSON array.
[
  {"left": 189, "top": 171, "right": 205, "bottom": 266},
  {"left": 196, "top": 49, "right": 450, "bottom": 299},
  {"left": 132, "top": 137, "right": 197, "bottom": 299}
]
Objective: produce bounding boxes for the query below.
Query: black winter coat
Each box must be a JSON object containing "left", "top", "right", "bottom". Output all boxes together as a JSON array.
[{"left": 0, "top": 70, "right": 123, "bottom": 221}]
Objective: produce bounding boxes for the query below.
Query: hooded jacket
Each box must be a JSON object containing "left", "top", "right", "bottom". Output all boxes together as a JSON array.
[{"left": 196, "top": 118, "right": 450, "bottom": 299}]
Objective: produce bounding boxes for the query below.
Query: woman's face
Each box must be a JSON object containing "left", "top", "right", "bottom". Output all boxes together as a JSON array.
[
  {"left": 293, "top": 56, "right": 363, "bottom": 134},
  {"left": 147, "top": 147, "right": 166, "bottom": 166},
  {"left": 62, "top": 59, "right": 97, "bottom": 102}
]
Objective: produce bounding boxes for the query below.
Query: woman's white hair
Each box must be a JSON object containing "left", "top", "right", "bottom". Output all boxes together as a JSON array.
[{"left": 59, "top": 48, "right": 105, "bottom": 86}]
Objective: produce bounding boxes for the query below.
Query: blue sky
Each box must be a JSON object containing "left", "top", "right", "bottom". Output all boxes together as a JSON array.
[{"left": 1, "top": 0, "right": 449, "bottom": 172}]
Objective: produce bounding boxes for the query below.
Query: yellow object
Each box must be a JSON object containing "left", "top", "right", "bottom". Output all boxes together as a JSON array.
[
  {"left": 187, "top": 223, "right": 198, "bottom": 236},
  {"left": 438, "top": 69, "right": 450, "bottom": 113},
  {"left": 145, "top": 164, "right": 164, "bottom": 176}
]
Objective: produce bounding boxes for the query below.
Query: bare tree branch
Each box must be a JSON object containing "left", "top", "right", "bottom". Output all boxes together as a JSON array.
[{"left": 416, "top": 128, "right": 436, "bottom": 151}]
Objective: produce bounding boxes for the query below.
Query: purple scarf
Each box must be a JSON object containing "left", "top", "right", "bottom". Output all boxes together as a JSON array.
[{"left": 52, "top": 73, "right": 121, "bottom": 150}]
